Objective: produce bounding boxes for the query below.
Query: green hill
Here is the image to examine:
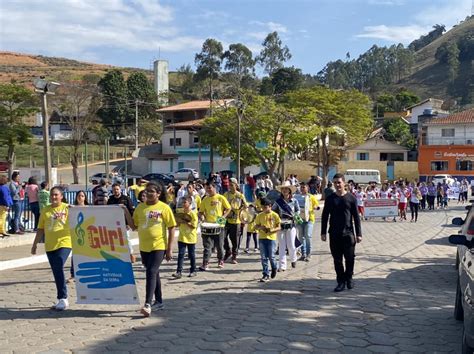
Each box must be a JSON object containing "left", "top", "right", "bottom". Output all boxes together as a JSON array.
[{"left": 398, "top": 16, "right": 474, "bottom": 102}]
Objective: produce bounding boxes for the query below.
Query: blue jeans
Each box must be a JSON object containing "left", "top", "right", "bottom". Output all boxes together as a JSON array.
[
  {"left": 259, "top": 239, "right": 277, "bottom": 276},
  {"left": 297, "top": 221, "right": 314, "bottom": 257},
  {"left": 46, "top": 247, "right": 72, "bottom": 299},
  {"left": 11, "top": 200, "right": 22, "bottom": 232},
  {"left": 177, "top": 241, "right": 196, "bottom": 273}
]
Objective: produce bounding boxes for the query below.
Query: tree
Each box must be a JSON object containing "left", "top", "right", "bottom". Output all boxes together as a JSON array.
[
  {"left": 257, "top": 32, "right": 292, "bottom": 75},
  {"left": 222, "top": 43, "right": 255, "bottom": 92},
  {"left": 97, "top": 69, "right": 129, "bottom": 140},
  {"left": 52, "top": 81, "right": 101, "bottom": 184},
  {"left": 126, "top": 72, "right": 162, "bottom": 145},
  {"left": 374, "top": 90, "right": 419, "bottom": 115},
  {"left": 383, "top": 118, "right": 416, "bottom": 149},
  {"left": 200, "top": 92, "right": 304, "bottom": 184},
  {"left": 271, "top": 66, "right": 304, "bottom": 94},
  {"left": 285, "top": 87, "right": 373, "bottom": 190},
  {"left": 0, "top": 83, "right": 36, "bottom": 174},
  {"left": 195, "top": 38, "right": 224, "bottom": 172}
]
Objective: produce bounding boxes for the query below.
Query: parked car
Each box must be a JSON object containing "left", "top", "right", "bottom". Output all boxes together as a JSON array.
[
  {"left": 432, "top": 174, "right": 455, "bottom": 186},
  {"left": 142, "top": 173, "right": 179, "bottom": 188},
  {"left": 89, "top": 173, "right": 114, "bottom": 184},
  {"left": 173, "top": 168, "right": 199, "bottom": 181},
  {"left": 449, "top": 202, "right": 474, "bottom": 353}
]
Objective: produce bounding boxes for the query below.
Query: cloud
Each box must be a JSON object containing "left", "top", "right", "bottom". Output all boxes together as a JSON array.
[
  {"left": 356, "top": 24, "right": 431, "bottom": 43},
  {"left": 249, "top": 20, "right": 288, "bottom": 34},
  {"left": 358, "top": 0, "right": 471, "bottom": 44},
  {"left": 0, "top": 0, "right": 203, "bottom": 60}
]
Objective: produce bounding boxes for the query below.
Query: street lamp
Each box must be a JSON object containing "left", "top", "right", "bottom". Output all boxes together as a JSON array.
[
  {"left": 235, "top": 100, "right": 244, "bottom": 183},
  {"left": 33, "top": 78, "right": 60, "bottom": 187}
]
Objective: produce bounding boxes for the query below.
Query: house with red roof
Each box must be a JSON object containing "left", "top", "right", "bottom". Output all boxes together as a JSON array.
[{"left": 418, "top": 108, "right": 474, "bottom": 181}]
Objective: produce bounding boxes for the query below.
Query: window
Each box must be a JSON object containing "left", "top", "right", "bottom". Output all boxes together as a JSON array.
[
  {"left": 169, "top": 138, "right": 182, "bottom": 146},
  {"left": 357, "top": 152, "right": 369, "bottom": 161},
  {"left": 441, "top": 128, "right": 455, "bottom": 137},
  {"left": 193, "top": 136, "right": 199, "bottom": 143},
  {"left": 173, "top": 111, "right": 184, "bottom": 119},
  {"left": 456, "top": 160, "right": 473, "bottom": 171},
  {"left": 431, "top": 161, "right": 448, "bottom": 171}
]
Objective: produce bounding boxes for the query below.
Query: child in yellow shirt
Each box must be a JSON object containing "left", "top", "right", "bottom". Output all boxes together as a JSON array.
[
  {"left": 173, "top": 196, "right": 198, "bottom": 278},
  {"left": 254, "top": 198, "right": 281, "bottom": 282}
]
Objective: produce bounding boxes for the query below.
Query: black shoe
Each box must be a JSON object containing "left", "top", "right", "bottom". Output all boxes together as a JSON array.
[
  {"left": 291, "top": 261, "right": 296, "bottom": 268},
  {"left": 223, "top": 252, "right": 232, "bottom": 261},
  {"left": 334, "top": 282, "right": 345, "bottom": 292},
  {"left": 346, "top": 279, "right": 354, "bottom": 289},
  {"left": 270, "top": 268, "right": 277, "bottom": 279}
]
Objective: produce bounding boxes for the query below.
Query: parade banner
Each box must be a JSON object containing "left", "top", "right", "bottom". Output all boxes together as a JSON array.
[
  {"left": 447, "top": 187, "right": 460, "bottom": 200},
  {"left": 364, "top": 199, "right": 398, "bottom": 217},
  {"left": 69, "top": 206, "right": 139, "bottom": 305}
]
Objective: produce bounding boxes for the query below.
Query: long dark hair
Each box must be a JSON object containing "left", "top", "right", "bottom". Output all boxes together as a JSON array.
[
  {"left": 74, "top": 190, "right": 89, "bottom": 205},
  {"left": 146, "top": 182, "right": 167, "bottom": 203}
]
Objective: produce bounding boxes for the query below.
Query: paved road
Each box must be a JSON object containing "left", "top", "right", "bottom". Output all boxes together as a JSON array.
[{"left": 0, "top": 205, "right": 465, "bottom": 353}]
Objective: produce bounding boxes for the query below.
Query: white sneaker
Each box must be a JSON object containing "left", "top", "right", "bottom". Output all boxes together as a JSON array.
[
  {"left": 141, "top": 303, "right": 151, "bottom": 317},
  {"left": 55, "top": 298, "right": 69, "bottom": 311}
]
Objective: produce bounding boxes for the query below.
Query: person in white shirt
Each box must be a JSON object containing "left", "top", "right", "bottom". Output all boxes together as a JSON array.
[
  {"left": 409, "top": 186, "right": 421, "bottom": 222},
  {"left": 398, "top": 186, "right": 409, "bottom": 221},
  {"left": 389, "top": 187, "right": 399, "bottom": 222},
  {"left": 264, "top": 176, "right": 273, "bottom": 192},
  {"left": 354, "top": 186, "right": 366, "bottom": 219}
]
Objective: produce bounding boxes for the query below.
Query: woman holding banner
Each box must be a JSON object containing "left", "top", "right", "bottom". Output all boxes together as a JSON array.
[
  {"left": 31, "top": 187, "right": 72, "bottom": 311},
  {"left": 131, "top": 182, "right": 176, "bottom": 317}
]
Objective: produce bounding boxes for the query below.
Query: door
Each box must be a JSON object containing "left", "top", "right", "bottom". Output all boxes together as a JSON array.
[
  {"left": 201, "top": 162, "right": 211, "bottom": 179},
  {"left": 387, "top": 161, "right": 394, "bottom": 180}
]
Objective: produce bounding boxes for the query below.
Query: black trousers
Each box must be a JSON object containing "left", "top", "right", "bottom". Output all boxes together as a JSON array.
[
  {"left": 329, "top": 234, "right": 356, "bottom": 284},
  {"left": 202, "top": 230, "right": 224, "bottom": 263},
  {"left": 224, "top": 223, "right": 240, "bottom": 258},
  {"left": 140, "top": 250, "right": 165, "bottom": 305}
]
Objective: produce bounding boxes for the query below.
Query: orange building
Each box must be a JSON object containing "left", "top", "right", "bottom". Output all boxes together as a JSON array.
[{"left": 418, "top": 108, "right": 474, "bottom": 181}]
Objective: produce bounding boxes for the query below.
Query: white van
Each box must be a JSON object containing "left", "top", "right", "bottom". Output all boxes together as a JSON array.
[{"left": 343, "top": 169, "right": 381, "bottom": 185}]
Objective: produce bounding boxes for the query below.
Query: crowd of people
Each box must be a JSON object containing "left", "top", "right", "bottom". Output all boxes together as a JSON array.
[{"left": 1, "top": 169, "right": 471, "bottom": 317}]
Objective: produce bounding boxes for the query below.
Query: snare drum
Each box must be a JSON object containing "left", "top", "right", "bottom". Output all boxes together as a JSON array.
[{"left": 201, "top": 222, "right": 222, "bottom": 235}]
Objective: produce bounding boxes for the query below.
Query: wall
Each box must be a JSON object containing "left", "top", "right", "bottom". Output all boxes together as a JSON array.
[
  {"left": 131, "top": 156, "right": 151, "bottom": 176},
  {"left": 161, "top": 131, "right": 193, "bottom": 154},
  {"left": 418, "top": 145, "right": 474, "bottom": 178},
  {"left": 426, "top": 124, "right": 474, "bottom": 145},
  {"left": 337, "top": 161, "right": 419, "bottom": 182},
  {"left": 285, "top": 160, "right": 318, "bottom": 181}
]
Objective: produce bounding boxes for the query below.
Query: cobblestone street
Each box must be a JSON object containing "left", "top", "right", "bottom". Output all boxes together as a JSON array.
[{"left": 0, "top": 205, "right": 465, "bottom": 353}]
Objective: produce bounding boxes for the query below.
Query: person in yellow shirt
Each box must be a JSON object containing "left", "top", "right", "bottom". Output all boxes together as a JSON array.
[
  {"left": 198, "top": 181, "right": 231, "bottom": 271},
  {"left": 129, "top": 178, "right": 147, "bottom": 201},
  {"left": 296, "top": 182, "right": 320, "bottom": 262},
  {"left": 131, "top": 182, "right": 177, "bottom": 317},
  {"left": 31, "top": 186, "right": 72, "bottom": 311},
  {"left": 254, "top": 198, "right": 281, "bottom": 282},
  {"left": 245, "top": 191, "right": 266, "bottom": 253},
  {"left": 172, "top": 196, "right": 198, "bottom": 279},
  {"left": 223, "top": 178, "right": 247, "bottom": 264}
]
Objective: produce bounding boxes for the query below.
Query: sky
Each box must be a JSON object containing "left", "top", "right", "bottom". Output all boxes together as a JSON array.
[{"left": 0, "top": 0, "right": 471, "bottom": 75}]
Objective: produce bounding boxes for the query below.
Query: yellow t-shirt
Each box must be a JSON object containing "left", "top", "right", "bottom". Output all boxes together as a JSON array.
[
  {"left": 309, "top": 194, "right": 320, "bottom": 223},
  {"left": 255, "top": 211, "right": 281, "bottom": 241},
  {"left": 133, "top": 201, "right": 177, "bottom": 252},
  {"left": 224, "top": 191, "right": 247, "bottom": 224},
  {"left": 178, "top": 210, "right": 198, "bottom": 244},
  {"left": 129, "top": 184, "right": 145, "bottom": 200},
  {"left": 199, "top": 194, "right": 231, "bottom": 223},
  {"left": 38, "top": 202, "right": 72, "bottom": 252},
  {"left": 255, "top": 199, "right": 263, "bottom": 212}
]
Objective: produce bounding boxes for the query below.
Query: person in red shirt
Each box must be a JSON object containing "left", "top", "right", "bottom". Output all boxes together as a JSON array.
[
  {"left": 221, "top": 173, "right": 230, "bottom": 193},
  {"left": 246, "top": 173, "right": 256, "bottom": 198}
]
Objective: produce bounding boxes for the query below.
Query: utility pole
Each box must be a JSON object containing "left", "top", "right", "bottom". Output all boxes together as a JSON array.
[
  {"left": 34, "top": 78, "right": 60, "bottom": 187},
  {"left": 135, "top": 100, "right": 139, "bottom": 150},
  {"left": 105, "top": 138, "right": 110, "bottom": 177},
  {"left": 85, "top": 142, "right": 88, "bottom": 191},
  {"left": 237, "top": 108, "right": 241, "bottom": 183},
  {"left": 39, "top": 94, "right": 52, "bottom": 186}
]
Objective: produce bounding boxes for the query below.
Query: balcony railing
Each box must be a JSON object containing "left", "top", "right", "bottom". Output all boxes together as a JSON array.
[{"left": 423, "top": 137, "right": 474, "bottom": 145}]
